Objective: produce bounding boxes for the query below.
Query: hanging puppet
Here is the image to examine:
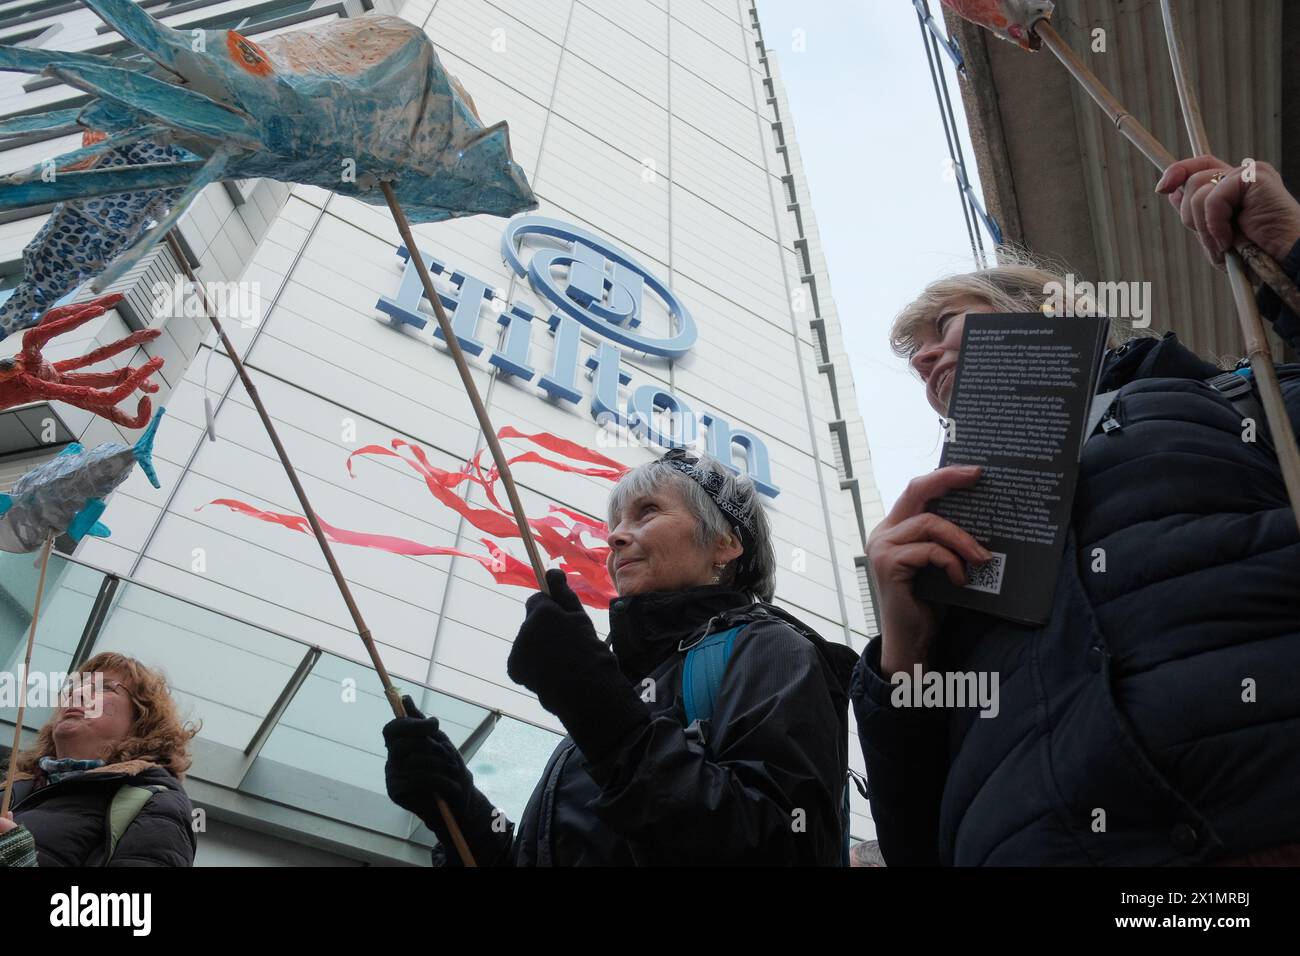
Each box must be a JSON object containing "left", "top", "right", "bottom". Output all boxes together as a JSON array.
[
  {"left": 0, "top": 133, "right": 188, "bottom": 340},
  {"left": 0, "top": 0, "right": 538, "bottom": 295},
  {"left": 0, "top": 292, "right": 164, "bottom": 428},
  {"left": 0, "top": 405, "right": 164, "bottom": 553},
  {"left": 941, "top": 0, "right": 1055, "bottom": 50}
]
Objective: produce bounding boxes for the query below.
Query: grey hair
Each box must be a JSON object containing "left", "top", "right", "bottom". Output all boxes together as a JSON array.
[{"left": 606, "top": 451, "right": 776, "bottom": 602}]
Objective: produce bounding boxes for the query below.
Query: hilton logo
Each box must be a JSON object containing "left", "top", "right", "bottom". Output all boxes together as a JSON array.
[{"left": 377, "top": 215, "right": 780, "bottom": 497}]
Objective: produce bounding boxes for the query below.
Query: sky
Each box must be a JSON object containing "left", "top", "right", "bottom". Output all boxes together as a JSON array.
[{"left": 754, "top": 0, "right": 990, "bottom": 511}]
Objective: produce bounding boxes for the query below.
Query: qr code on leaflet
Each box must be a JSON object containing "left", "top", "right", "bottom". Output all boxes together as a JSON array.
[{"left": 965, "top": 552, "right": 1006, "bottom": 595}]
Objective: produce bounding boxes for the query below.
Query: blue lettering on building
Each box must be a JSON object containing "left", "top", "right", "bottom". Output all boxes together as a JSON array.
[{"left": 376, "top": 216, "right": 779, "bottom": 498}]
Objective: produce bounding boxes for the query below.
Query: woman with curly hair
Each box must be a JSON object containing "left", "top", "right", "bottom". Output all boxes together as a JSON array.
[{"left": 0, "top": 651, "right": 199, "bottom": 866}]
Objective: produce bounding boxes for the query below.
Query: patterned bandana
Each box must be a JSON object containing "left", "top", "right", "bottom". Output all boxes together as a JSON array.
[
  {"left": 657, "top": 448, "right": 757, "bottom": 571},
  {"left": 38, "top": 756, "right": 105, "bottom": 784}
]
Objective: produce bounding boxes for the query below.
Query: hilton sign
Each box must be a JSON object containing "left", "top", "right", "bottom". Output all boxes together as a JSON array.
[{"left": 377, "top": 215, "right": 780, "bottom": 497}]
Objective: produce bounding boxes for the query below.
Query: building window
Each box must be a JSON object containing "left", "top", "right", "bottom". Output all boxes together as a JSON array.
[{"left": 0, "top": 20, "right": 60, "bottom": 46}]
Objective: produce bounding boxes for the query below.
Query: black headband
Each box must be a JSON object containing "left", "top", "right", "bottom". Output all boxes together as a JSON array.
[{"left": 657, "top": 448, "right": 756, "bottom": 574}]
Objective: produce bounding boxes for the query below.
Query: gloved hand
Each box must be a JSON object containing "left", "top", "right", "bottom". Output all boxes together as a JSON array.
[
  {"left": 507, "top": 568, "right": 649, "bottom": 762},
  {"left": 383, "top": 695, "right": 512, "bottom": 865}
]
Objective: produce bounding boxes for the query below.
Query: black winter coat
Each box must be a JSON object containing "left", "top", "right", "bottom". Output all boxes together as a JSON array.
[
  {"left": 3, "top": 759, "right": 196, "bottom": 866},
  {"left": 437, "top": 584, "right": 860, "bottom": 866},
  {"left": 852, "top": 238, "right": 1300, "bottom": 866}
]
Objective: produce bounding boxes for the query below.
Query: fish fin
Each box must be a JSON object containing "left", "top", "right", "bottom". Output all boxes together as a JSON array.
[
  {"left": 0, "top": 159, "right": 207, "bottom": 213},
  {"left": 87, "top": 521, "right": 112, "bottom": 538},
  {"left": 89, "top": 148, "right": 232, "bottom": 290},
  {"left": 132, "top": 406, "right": 165, "bottom": 489},
  {"left": 76, "top": 0, "right": 191, "bottom": 75},
  {"left": 2, "top": 125, "right": 170, "bottom": 185},
  {"left": 0, "top": 107, "right": 83, "bottom": 139},
  {"left": 57, "top": 442, "right": 85, "bottom": 458},
  {"left": 67, "top": 498, "right": 108, "bottom": 542},
  {"left": 0, "top": 45, "right": 143, "bottom": 76},
  {"left": 46, "top": 62, "right": 257, "bottom": 147},
  {"left": 0, "top": 493, "right": 10, "bottom": 517}
]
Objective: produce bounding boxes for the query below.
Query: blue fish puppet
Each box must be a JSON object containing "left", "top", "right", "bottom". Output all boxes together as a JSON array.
[
  {"left": 0, "top": 407, "right": 163, "bottom": 552},
  {"left": 0, "top": 0, "right": 537, "bottom": 328}
]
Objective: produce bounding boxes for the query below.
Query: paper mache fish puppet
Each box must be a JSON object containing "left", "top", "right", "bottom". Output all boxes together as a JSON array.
[
  {"left": 0, "top": 406, "right": 164, "bottom": 553},
  {"left": 0, "top": 0, "right": 538, "bottom": 295},
  {"left": 942, "top": 0, "right": 1055, "bottom": 50}
]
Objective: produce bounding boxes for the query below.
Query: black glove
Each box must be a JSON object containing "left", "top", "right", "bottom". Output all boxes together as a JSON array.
[
  {"left": 507, "top": 568, "right": 649, "bottom": 762},
  {"left": 382, "top": 695, "right": 512, "bottom": 865}
]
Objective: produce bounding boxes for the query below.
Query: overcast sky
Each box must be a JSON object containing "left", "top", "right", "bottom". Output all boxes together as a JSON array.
[{"left": 755, "top": 0, "right": 989, "bottom": 511}]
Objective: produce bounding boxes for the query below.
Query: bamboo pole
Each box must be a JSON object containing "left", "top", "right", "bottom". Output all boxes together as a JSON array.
[
  {"left": 378, "top": 182, "right": 551, "bottom": 596},
  {"left": 1023, "top": 17, "right": 1300, "bottom": 528},
  {"left": 164, "top": 233, "right": 476, "bottom": 865},
  {"left": 1, "top": 535, "right": 54, "bottom": 818},
  {"left": 1154, "top": 0, "right": 1300, "bottom": 530},
  {"left": 1035, "top": 21, "right": 1300, "bottom": 319}
]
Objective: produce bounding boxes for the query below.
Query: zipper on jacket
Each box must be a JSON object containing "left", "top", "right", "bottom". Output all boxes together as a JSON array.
[{"left": 538, "top": 740, "right": 576, "bottom": 867}]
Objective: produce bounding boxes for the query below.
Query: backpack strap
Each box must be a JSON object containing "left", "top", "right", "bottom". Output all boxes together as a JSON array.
[
  {"left": 682, "top": 625, "right": 744, "bottom": 726},
  {"left": 104, "top": 784, "right": 165, "bottom": 865},
  {"left": 682, "top": 619, "right": 858, "bottom": 866}
]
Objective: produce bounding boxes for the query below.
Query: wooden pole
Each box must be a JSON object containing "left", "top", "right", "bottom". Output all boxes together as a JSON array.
[
  {"left": 1, "top": 535, "right": 54, "bottom": 818},
  {"left": 378, "top": 182, "right": 551, "bottom": 596},
  {"left": 1155, "top": 0, "right": 1300, "bottom": 530},
  {"left": 1035, "top": 21, "right": 1300, "bottom": 319},
  {"left": 164, "top": 233, "right": 476, "bottom": 865}
]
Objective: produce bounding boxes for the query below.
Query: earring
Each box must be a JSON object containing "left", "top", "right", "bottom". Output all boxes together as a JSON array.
[{"left": 710, "top": 562, "right": 725, "bottom": 584}]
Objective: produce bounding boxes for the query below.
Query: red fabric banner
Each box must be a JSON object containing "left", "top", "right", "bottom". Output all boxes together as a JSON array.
[{"left": 210, "top": 425, "right": 625, "bottom": 608}]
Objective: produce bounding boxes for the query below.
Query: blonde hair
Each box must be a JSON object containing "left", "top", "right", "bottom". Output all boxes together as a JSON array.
[
  {"left": 889, "top": 246, "right": 1157, "bottom": 360},
  {"left": 17, "top": 651, "right": 200, "bottom": 779}
]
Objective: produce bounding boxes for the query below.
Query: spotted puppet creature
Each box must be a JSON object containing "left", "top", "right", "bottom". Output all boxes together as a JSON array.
[{"left": 0, "top": 135, "right": 188, "bottom": 340}]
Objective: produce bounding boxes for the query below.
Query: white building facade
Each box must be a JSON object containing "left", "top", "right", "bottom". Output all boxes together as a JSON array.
[{"left": 0, "top": 0, "right": 885, "bottom": 864}]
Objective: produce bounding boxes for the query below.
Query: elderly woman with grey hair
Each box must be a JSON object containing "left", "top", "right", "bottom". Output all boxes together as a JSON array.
[{"left": 383, "top": 447, "right": 859, "bottom": 865}]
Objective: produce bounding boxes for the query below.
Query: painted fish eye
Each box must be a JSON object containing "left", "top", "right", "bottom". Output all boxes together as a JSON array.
[
  {"left": 0, "top": 358, "right": 15, "bottom": 372},
  {"left": 226, "top": 31, "right": 273, "bottom": 77}
]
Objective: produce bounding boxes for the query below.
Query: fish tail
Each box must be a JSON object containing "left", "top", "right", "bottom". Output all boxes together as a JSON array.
[{"left": 133, "top": 406, "right": 165, "bottom": 489}]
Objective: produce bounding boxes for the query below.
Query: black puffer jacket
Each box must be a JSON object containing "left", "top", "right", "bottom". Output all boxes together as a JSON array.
[
  {"left": 852, "top": 238, "right": 1300, "bottom": 866},
  {"left": 3, "top": 759, "right": 196, "bottom": 866},
  {"left": 436, "top": 584, "right": 860, "bottom": 866}
]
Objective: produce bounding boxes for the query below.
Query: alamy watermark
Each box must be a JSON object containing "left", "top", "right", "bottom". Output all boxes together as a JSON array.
[
  {"left": 0, "top": 670, "right": 105, "bottom": 717},
  {"left": 890, "top": 664, "right": 1000, "bottom": 719},
  {"left": 150, "top": 277, "right": 263, "bottom": 328},
  {"left": 1041, "top": 274, "right": 1151, "bottom": 328}
]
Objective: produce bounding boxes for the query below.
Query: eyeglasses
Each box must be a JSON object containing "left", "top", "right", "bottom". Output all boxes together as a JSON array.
[{"left": 57, "top": 675, "right": 131, "bottom": 700}]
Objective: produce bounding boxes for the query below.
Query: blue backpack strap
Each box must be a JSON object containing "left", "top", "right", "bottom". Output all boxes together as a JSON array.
[
  {"left": 683, "top": 618, "right": 857, "bottom": 865},
  {"left": 682, "top": 625, "right": 743, "bottom": 726}
]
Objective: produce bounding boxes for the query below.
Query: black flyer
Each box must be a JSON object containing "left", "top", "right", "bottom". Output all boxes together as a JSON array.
[{"left": 916, "top": 312, "right": 1112, "bottom": 625}]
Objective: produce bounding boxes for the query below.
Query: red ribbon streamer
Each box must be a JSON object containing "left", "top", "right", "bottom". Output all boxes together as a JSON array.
[{"left": 209, "top": 425, "right": 625, "bottom": 608}]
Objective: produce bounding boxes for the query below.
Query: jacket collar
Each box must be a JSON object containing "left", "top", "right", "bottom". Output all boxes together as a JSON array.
[
  {"left": 3, "top": 758, "right": 163, "bottom": 788},
  {"left": 1098, "top": 332, "right": 1221, "bottom": 392},
  {"left": 607, "top": 584, "right": 753, "bottom": 681}
]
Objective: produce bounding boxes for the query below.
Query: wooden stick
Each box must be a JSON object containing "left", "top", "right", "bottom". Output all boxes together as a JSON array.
[
  {"left": 1036, "top": 22, "right": 1174, "bottom": 170},
  {"left": 1156, "top": 0, "right": 1300, "bottom": 530},
  {"left": 164, "top": 233, "right": 477, "bottom": 866},
  {"left": 378, "top": 182, "right": 551, "bottom": 596},
  {"left": 1036, "top": 21, "right": 1300, "bottom": 319},
  {"left": 1, "top": 535, "right": 54, "bottom": 818}
]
